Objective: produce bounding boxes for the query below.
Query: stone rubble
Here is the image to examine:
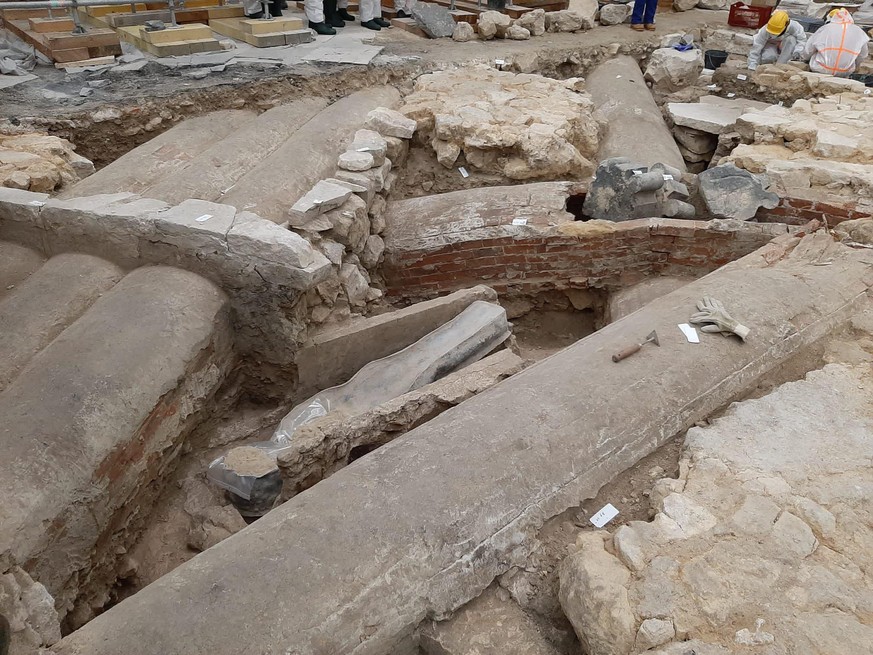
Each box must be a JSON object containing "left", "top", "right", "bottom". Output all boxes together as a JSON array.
[
  {"left": 514, "top": 8, "right": 546, "bottom": 36},
  {"left": 645, "top": 48, "right": 703, "bottom": 93},
  {"left": 411, "top": 2, "right": 456, "bottom": 38},
  {"left": 0, "top": 132, "right": 94, "bottom": 193},
  {"left": 477, "top": 10, "right": 511, "bottom": 39},
  {"left": 287, "top": 105, "right": 415, "bottom": 325},
  {"left": 559, "top": 363, "right": 873, "bottom": 655},
  {"left": 599, "top": 3, "right": 631, "bottom": 25},
  {"left": 401, "top": 66, "right": 600, "bottom": 180},
  {"left": 0, "top": 567, "right": 62, "bottom": 654},
  {"left": 451, "top": 21, "right": 476, "bottom": 41},
  {"left": 722, "top": 93, "right": 873, "bottom": 212}
]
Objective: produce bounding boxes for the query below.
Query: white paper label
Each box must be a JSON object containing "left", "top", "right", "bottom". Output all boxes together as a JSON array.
[
  {"left": 865, "top": 89, "right": 872, "bottom": 95},
  {"left": 494, "top": 59, "right": 505, "bottom": 66},
  {"left": 778, "top": 101, "right": 784, "bottom": 106},
  {"left": 707, "top": 84, "right": 717, "bottom": 89},
  {"left": 28, "top": 200, "right": 45, "bottom": 207},
  {"left": 727, "top": 92, "right": 736, "bottom": 98},
  {"left": 663, "top": 174, "right": 674, "bottom": 181},
  {"left": 195, "top": 214, "right": 213, "bottom": 223},
  {"left": 458, "top": 167, "right": 469, "bottom": 178},
  {"left": 511, "top": 218, "right": 527, "bottom": 226},
  {"left": 590, "top": 503, "right": 619, "bottom": 528},
  {"left": 737, "top": 74, "right": 747, "bottom": 81},
  {"left": 679, "top": 323, "right": 700, "bottom": 344},
  {"left": 632, "top": 169, "right": 642, "bottom": 176}
]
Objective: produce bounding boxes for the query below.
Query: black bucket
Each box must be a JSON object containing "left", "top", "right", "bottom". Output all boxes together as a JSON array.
[
  {"left": 704, "top": 49, "right": 728, "bottom": 70},
  {"left": 849, "top": 73, "right": 873, "bottom": 87}
]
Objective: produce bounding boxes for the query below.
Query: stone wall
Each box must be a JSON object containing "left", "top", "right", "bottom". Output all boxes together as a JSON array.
[{"left": 384, "top": 219, "right": 790, "bottom": 301}]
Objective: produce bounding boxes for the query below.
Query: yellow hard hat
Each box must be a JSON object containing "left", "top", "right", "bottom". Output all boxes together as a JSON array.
[{"left": 766, "top": 10, "right": 789, "bottom": 35}]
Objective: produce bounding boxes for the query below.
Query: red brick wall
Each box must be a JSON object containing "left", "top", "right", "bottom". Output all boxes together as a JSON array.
[
  {"left": 755, "top": 197, "right": 871, "bottom": 226},
  {"left": 384, "top": 219, "right": 790, "bottom": 301}
]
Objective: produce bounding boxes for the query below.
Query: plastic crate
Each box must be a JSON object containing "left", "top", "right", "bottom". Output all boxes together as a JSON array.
[{"left": 728, "top": 2, "right": 773, "bottom": 29}]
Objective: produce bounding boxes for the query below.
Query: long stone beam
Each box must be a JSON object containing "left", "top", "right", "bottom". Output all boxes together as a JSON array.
[{"left": 55, "top": 232, "right": 873, "bottom": 655}]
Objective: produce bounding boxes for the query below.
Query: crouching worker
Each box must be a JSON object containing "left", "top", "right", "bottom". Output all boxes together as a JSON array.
[
  {"left": 805, "top": 8, "right": 870, "bottom": 77},
  {"left": 748, "top": 10, "right": 807, "bottom": 70}
]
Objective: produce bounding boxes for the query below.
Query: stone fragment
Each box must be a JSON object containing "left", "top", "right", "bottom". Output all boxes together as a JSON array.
[
  {"left": 383, "top": 136, "right": 408, "bottom": 164},
  {"left": 351, "top": 129, "right": 388, "bottom": 166},
  {"left": 636, "top": 618, "right": 676, "bottom": 651},
  {"left": 613, "top": 524, "right": 647, "bottom": 572},
  {"left": 339, "top": 262, "right": 370, "bottom": 307},
  {"left": 661, "top": 493, "right": 717, "bottom": 537},
  {"left": 599, "top": 3, "right": 630, "bottom": 25},
  {"left": 544, "top": 9, "right": 589, "bottom": 32},
  {"left": 478, "top": 10, "right": 511, "bottom": 39},
  {"left": 505, "top": 24, "right": 531, "bottom": 40},
  {"left": 364, "top": 107, "right": 417, "bottom": 139},
  {"left": 673, "top": 126, "right": 718, "bottom": 155},
  {"left": 514, "top": 8, "right": 545, "bottom": 35},
  {"left": 730, "top": 494, "right": 781, "bottom": 536},
  {"left": 432, "top": 139, "right": 461, "bottom": 168},
  {"left": 697, "top": 164, "right": 779, "bottom": 221},
  {"left": 566, "top": 0, "right": 598, "bottom": 25},
  {"left": 411, "top": 1, "right": 456, "bottom": 38},
  {"left": 288, "top": 180, "right": 353, "bottom": 225},
  {"left": 645, "top": 48, "right": 703, "bottom": 93},
  {"left": 452, "top": 20, "right": 475, "bottom": 41},
  {"left": 812, "top": 129, "right": 862, "bottom": 160},
  {"left": 559, "top": 533, "right": 637, "bottom": 655},
  {"left": 324, "top": 195, "right": 370, "bottom": 252},
  {"left": 673, "top": 0, "right": 699, "bottom": 10},
  {"left": 771, "top": 511, "right": 818, "bottom": 558},
  {"left": 338, "top": 150, "right": 376, "bottom": 172},
  {"left": 360, "top": 234, "right": 385, "bottom": 268},
  {"left": 698, "top": 0, "right": 726, "bottom": 8},
  {"left": 667, "top": 102, "right": 744, "bottom": 134}
]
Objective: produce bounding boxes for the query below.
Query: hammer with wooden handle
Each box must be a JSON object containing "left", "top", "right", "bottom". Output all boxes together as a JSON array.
[{"left": 612, "top": 330, "right": 660, "bottom": 363}]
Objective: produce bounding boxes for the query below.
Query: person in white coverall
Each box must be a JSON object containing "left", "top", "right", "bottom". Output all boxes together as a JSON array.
[
  {"left": 748, "top": 10, "right": 807, "bottom": 70},
  {"left": 304, "top": 0, "right": 387, "bottom": 31},
  {"left": 805, "top": 8, "right": 870, "bottom": 77},
  {"left": 394, "top": 0, "right": 415, "bottom": 18}
]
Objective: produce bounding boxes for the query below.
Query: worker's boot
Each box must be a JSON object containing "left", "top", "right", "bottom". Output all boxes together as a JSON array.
[
  {"left": 630, "top": 23, "right": 644, "bottom": 31},
  {"left": 324, "top": 0, "right": 345, "bottom": 27},
  {"left": 309, "top": 19, "right": 336, "bottom": 33},
  {"left": 338, "top": 7, "right": 355, "bottom": 20},
  {"left": 361, "top": 18, "right": 381, "bottom": 29},
  {"left": 644, "top": 23, "right": 656, "bottom": 30},
  {"left": 373, "top": 15, "right": 390, "bottom": 26}
]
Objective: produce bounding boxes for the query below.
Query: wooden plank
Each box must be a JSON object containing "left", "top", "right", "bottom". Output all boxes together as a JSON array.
[
  {"left": 139, "top": 23, "right": 212, "bottom": 43},
  {"left": 54, "top": 55, "right": 116, "bottom": 68},
  {"left": 240, "top": 16, "right": 304, "bottom": 33},
  {"left": 51, "top": 47, "right": 91, "bottom": 62},
  {"left": 0, "top": 8, "right": 51, "bottom": 20},
  {"left": 45, "top": 28, "right": 120, "bottom": 50},
  {"left": 28, "top": 17, "right": 77, "bottom": 32},
  {"left": 390, "top": 16, "right": 426, "bottom": 36},
  {"left": 4, "top": 19, "right": 53, "bottom": 59}
]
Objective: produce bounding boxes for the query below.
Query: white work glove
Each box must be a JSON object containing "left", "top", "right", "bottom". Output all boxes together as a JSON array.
[{"left": 689, "top": 296, "right": 750, "bottom": 341}]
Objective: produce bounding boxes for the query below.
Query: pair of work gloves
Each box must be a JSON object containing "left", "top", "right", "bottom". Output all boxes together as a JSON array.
[{"left": 690, "top": 296, "right": 750, "bottom": 341}]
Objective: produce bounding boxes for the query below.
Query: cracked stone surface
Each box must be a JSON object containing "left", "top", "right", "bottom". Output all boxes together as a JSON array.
[
  {"left": 559, "top": 363, "right": 873, "bottom": 654},
  {"left": 401, "top": 66, "right": 600, "bottom": 180},
  {"left": 0, "top": 133, "right": 94, "bottom": 193},
  {"left": 723, "top": 93, "right": 873, "bottom": 213}
]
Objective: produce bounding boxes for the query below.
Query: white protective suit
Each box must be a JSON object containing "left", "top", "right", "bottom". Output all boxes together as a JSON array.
[
  {"left": 804, "top": 10, "right": 870, "bottom": 77},
  {"left": 303, "top": 0, "right": 325, "bottom": 23},
  {"left": 748, "top": 20, "right": 807, "bottom": 70},
  {"left": 358, "top": 0, "right": 380, "bottom": 22}
]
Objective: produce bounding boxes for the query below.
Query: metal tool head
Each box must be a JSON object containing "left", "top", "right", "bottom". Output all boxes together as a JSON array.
[{"left": 646, "top": 330, "right": 660, "bottom": 347}]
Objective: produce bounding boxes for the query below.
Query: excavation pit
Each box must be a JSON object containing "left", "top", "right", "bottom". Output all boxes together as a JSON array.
[{"left": 2, "top": 34, "right": 873, "bottom": 655}]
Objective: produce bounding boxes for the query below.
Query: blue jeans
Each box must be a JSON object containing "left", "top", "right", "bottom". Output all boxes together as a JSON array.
[{"left": 631, "top": 0, "right": 657, "bottom": 24}]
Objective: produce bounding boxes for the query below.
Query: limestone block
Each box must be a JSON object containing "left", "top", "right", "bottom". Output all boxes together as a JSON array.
[
  {"left": 661, "top": 493, "right": 718, "bottom": 537},
  {"left": 673, "top": 126, "right": 718, "bottom": 155},
  {"left": 452, "top": 20, "right": 475, "bottom": 41},
  {"left": 565, "top": 0, "right": 597, "bottom": 25},
  {"left": 613, "top": 524, "right": 647, "bottom": 573},
  {"left": 698, "top": 0, "right": 726, "bottom": 8},
  {"left": 673, "top": 0, "right": 699, "bottom": 10},
  {"left": 324, "top": 176, "right": 374, "bottom": 206},
  {"left": 324, "top": 195, "right": 370, "bottom": 253},
  {"left": 506, "top": 24, "right": 531, "bottom": 40},
  {"left": 514, "top": 8, "right": 545, "bottom": 35},
  {"left": 359, "top": 234, "right": 384, "bottom": 268},
  {"left": 599, "top": 3, "right": 630, "bottom": 24},
  {"left": 339, "top": 262, "right": 370, "bottom": 307},
  {"left": 383, "top": 136, "right": 409, "bottom": 165},
  {"left": 288, "top": 180, "right": 353, "bottom": 225},
  {"left": 668, "top": 102, "right": 744, "bottom": 134},
  {"left": 771, "top": 511, "right": 818, "bottom": 558},
  {"left": 0, "top": 566, "right": 62, "bottom": 651},
  {"left": 351, "top": 129, "right": 388, "bottom": 166},
  {"left": 812, "top": 129, "right": 862, "bottom": 160},
  {"left": 544, "top": 9, "right": 589, "bottom": 32},
  {"left": 559, "top": 533, "right": 637, "bottom": 655},
  {"left": 477, "top": 10, "right": 511, "bottom": 39},
  {"left": 636, "top": 618, "right": 675, "bottom": 651},
  {"left": 645, "top": 49, "right": 703, "bottom": 93},
  {"left": 364, "top": 107, "right": 417, "bottom": 139},
  {"left": 338, "top": 150, "right": 376, "bottom": 172}
]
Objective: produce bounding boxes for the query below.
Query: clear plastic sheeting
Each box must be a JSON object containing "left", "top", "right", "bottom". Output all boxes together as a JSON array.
[{"left": 207, "top": 300, "right": 512, "bottom": 505}]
